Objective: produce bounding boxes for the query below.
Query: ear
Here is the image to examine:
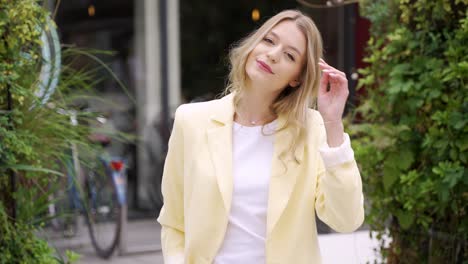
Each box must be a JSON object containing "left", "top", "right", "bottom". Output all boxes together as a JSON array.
[{"left": 289, "top": 79, "right": 301, "bottom": 88}]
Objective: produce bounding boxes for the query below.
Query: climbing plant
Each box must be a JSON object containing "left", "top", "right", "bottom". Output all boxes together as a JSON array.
[
  {"left": 0, "top": 0, "right": 128, "bottom": 262},
  {"left": 352, "top": 0, "right": 467, "bottom": 262}
]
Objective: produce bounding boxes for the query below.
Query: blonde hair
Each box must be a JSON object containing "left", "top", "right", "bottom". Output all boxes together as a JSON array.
[{"left": 224, "top": 10, "right": 323, "bottom": 163}]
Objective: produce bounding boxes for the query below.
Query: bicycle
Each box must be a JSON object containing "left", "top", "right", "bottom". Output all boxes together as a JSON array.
[
  {"left": 83, "top": 153, "right": 127, "bottom": 258},
  {"left": 48, "top": 111, "right": 128, "bottom": 259},
  {"left": 34, "top": 15, "right": 128, "bottom": 258}
]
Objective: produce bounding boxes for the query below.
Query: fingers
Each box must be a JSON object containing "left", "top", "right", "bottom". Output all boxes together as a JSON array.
[
  {"left": 318, "top": 58, "right": 347, "bottom": 79},
  {"left": 326, "top": 71, "right": 347, "bottom": 84},
  {"left": 320, "top": 65, "right": 346, "bottom": 79},
  {"left": 321, "top": 69, "right": 347, "bottom": 85},
  {"left": 319, "top": 70, "right": 329, "bottom": 93},
  {"left": 323, "top": 70, "right": 344, "bottom": 83},
  {"left": 319, "top": 58, "right": 349, "bottom": 96}
]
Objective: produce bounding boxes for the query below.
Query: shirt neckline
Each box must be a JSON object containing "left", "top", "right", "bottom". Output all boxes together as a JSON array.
[
  {"left": 233, "top": 119, "right": 278, "bottom": 134},
  {"left": 233, "top": 118, "right": 277, "bottom": 127}
]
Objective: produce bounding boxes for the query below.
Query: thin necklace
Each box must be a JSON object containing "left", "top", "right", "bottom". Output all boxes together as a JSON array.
[{"left": 235, "top": 110, "right": 275, "bottom": 126}]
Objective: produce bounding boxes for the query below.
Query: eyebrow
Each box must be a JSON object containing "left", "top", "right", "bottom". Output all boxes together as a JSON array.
[{"left": 268, "top": 31, "right": 303, "bottom": 56}]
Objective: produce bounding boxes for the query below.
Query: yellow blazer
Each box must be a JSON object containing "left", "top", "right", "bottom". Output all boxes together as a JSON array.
[{"left": 157, "top": 93, "right": 364, "bottom": 264}]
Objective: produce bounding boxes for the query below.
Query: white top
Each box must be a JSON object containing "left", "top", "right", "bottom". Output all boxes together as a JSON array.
[
  {"left": 213, "top": 121, "right": 355, "bottom": 263},
  {"left": 214, "top": 120, "right": 277, "bottom": 263}
]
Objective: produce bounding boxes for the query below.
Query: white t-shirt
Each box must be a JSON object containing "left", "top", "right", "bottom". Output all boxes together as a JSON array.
[
  {"left": 214, "top": 120, "right": 355, "bottom": 263},
  {"left": 214, "top": 120, "right": 277, "bottom": 263}
]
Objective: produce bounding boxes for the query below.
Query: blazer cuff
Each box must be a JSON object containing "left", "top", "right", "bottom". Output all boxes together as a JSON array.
[
  {"left": 319, "top": 133, "right": 355, "bottom": 168},
  {"left": 165, "top": 252, "right": 184, "bottom": 264}
]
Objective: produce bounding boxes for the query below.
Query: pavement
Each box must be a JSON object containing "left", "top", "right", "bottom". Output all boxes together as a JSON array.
[{"left": 40, "top": 218, "right": 383, "bottom": 264}]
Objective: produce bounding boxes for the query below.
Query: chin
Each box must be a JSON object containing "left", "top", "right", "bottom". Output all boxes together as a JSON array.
[
  {"left": 246, "top": 70, "right": 269, "bottom": 85},
  {"left": 246, "top": 63, "right": 268, "bottom": 82}
]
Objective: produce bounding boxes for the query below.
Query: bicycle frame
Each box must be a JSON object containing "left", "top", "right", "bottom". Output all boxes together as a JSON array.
[{"left": 109, "top": 159, "right": 127, "bottom": 206}]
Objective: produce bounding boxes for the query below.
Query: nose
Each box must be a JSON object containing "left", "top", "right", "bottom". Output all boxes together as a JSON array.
[{"left": 266, "top": 47, "right": 281, "bottom": 63}]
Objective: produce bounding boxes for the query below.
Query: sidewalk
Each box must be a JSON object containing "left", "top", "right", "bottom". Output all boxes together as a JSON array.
[
  {"left": 42, "top": 219, "right": 382, "bottom": 263},
  {"left": 40, "top": 218, "right": 163, "bottom": 264}
]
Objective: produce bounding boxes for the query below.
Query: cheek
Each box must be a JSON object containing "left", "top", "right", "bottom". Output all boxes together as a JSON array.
[
  {"left": 280, "top": 64, "right": 302, "bottom": 80},
  {"left": 249, "top": 43, "right": 266, "bottom": 58},
  {"left": 246, "top": 50, "right": 257, "bottom": 66},
  {"left": 289, "top": 64, "right": 304, "bottom": 79},
  {"left": 247, "top": 47, "right": 259, "bottom": 61},
  {"left": 245, "top": 55, "right": 254, "bottom": 73},
  {"left": 246, "top": 49, "right": 261, "bottom": 72}
]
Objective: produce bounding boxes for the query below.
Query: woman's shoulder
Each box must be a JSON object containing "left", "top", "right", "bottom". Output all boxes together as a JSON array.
[{"left": 175, "top": 96, "right": 228, "bottom": 122}]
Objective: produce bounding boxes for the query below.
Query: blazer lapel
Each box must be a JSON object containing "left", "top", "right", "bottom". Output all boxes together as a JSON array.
[
  {"left": 205, "top": 93, "right": 306, "bottom": 232},
  {"left": 206, "top": 94, "right": 235, "bottom": 215},
  {"left": 266, "top": 116, "right": 305, "bottom": 236}
]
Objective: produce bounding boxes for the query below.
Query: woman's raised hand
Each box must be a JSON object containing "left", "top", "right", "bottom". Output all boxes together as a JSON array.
[{"left": 317, "top": 58, "right": 349, "bottom": 123}]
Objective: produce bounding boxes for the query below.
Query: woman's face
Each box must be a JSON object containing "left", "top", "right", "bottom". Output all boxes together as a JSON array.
[{"left": 245, "top": 20, "right": 307, "bottom": 93}]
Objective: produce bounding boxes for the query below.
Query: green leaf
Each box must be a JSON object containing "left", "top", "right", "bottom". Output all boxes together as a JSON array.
[
  {"left": 1, "top": 164, "right": 64, "bottom": 176},
  {"left": 383, "top": 163, "right": 399, "bottom": 191},
  {"left": 455, "top": 136, "right": 468, "bottom": 152},
  {"left": 450, "top": 148, "right": 458, "bottom": 160},
  {"left": 442, "top": 166, "right": 464, "bottom": 188},
  {"left": 396, "top": 210, "right": 414, "bottom": 230},
  {"left": 0, "top": 41, "right": 5, "bottom": 54},
  {"left": 66, "top": 250, "right": 81, "bottom": 263},
  {"left": 398, "top": 149, "right": 414, "bottom": 170},
  {"left": 437, "top": 185, "right": 450, "bottom": 202}
]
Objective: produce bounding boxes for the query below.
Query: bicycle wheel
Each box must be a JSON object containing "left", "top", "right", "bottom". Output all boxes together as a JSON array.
[{"left": 83, "top": 158, "right": 121, "bottom": 259}]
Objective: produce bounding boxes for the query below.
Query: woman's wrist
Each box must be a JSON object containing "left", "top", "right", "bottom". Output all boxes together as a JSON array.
[
  {"left": 323, "top": 120, "right": 344, "bottom": 147},
  {"left": 323, "top": 119, "right": 342, "bottom": 124}
]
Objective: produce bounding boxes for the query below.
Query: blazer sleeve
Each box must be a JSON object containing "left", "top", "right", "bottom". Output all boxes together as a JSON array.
[
  {"left": 157, "top": 106, "right": 186, "bottom": 264},
  {"left": 314, "top": 116, "right": 365, "bottom": 233}
]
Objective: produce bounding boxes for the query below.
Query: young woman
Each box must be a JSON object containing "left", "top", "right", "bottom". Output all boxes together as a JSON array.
[{"left": 157, "top": 9, "right": 364, "bottom": 264}]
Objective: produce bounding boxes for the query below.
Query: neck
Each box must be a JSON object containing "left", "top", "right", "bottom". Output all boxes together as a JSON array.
[{"left": 234, "top": 82, "right": 280, "bottom": 126}]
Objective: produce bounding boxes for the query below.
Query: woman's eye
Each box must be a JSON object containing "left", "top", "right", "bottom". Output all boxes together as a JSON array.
[
  {"left": 286, "top": 53, "right": 295, "bottom": 61},
  {"left": 263, "top": 38, "right": 274, "bottom": 44}
]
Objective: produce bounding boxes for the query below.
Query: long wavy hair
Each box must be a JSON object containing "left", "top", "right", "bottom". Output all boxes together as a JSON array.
[{"left": 224, "top": 10, "right": 323, "bottom": 163}]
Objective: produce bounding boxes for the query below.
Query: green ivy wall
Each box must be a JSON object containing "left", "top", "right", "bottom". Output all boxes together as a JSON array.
[{"left": 353, "top": 0, "right": 467, "bottom": 262}]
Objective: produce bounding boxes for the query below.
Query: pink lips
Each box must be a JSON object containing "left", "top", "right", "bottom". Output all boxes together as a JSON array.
[{"left": 256, "top": 59, "right": 274, "bottom": 74}]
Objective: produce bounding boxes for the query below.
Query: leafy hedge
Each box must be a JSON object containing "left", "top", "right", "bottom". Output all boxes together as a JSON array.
[
  {"left": 0, "top": 202, "right": 60, "bottom": 264},
  {"left": 0, "top": 1, "right": 69, "bottom": 262},
  {"left": 0, "top": 0, "right": 110, "bottom": 263},
  {"left": 353, "top": 0, "right": 467, "bottom": 262}
]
